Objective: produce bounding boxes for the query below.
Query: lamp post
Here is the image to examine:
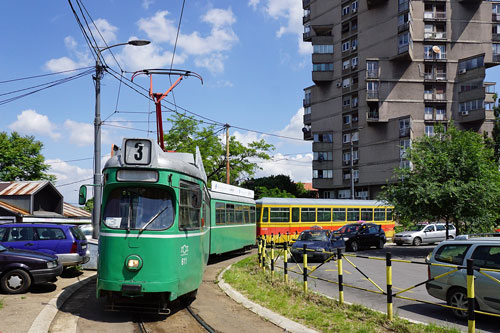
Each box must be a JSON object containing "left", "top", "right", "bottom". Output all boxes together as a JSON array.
[{"left": 92, "top": 40, "right": 150, "bottom": 239}]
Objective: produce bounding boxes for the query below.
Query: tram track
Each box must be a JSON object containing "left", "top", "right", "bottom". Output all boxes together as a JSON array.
[{"left": 136, "top": 305, "right": 215, "bottom": 333}]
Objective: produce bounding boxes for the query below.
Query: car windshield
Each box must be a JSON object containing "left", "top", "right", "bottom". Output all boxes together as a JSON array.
[
  {"left": 408, "top": 225, "right": 426, "bottom": 231},
  {"left": 103, "top": 187, "right": 174, "bottom": 230},
  {"left": 337, "top": 224, "right": 361, "bottom": 234},
  {"left": 0, "top": 244, "right": 5, "bottom": 251},
  {"left": 298, "top": 231, "right": 329, "bottom": 241}
]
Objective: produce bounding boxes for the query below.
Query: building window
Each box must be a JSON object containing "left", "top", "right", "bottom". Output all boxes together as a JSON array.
[
  {"left": 304, "top": 106, "right": 311, "bottom": 115},
  {"left": 460, "top": 81, "right": 482, "bottom": 92},
  {"left": 459, "top": 99, "right": 484, "bottom": 112},
  {"left": 400, "top": 118, "right": 410, "bottom": 137},
  {"left": 313, "top": 63, "right": 333, "bottom": 71},
  {"left": 343, "top": 78, "right": 351, "bottom": 88},
  {"left": 494, "top": 4, "right": 500, "bottom": 14},
  {"left": 342, "top": 41, "right": 350, "bottom": 52},
  {"left": 351, "top": 38, "right": 358, "bottom": 50},
  {"left": 436, "top": 108, "right": 445, "bottom": 120},
  {"left": 351, "top": 131, "right": 359, "bottom": 142},
  {"left": 343, "top": 60, "right": 350, "bottom": 70},
  {"left": 352, "top": 149, "right": 359, "bottom": 161},
  {"left": 351, "top": 19, "right": 358, "bottom": 31},
  {"left": 304, "top": 89, "right": 311, "bottom": 105},
  {"left": 342, "top": 5, "right": 350, "bottom": 16},
  {"left": 314, "top": 151, "right": 333, "bottom": 161},
  {"left": 343, "top": 114, "right": 352, "bottom": 124},
  {"left": 400, "top": 139, "right": 410, "bottom": 158},
  {"left": 353, "top": 169, "right": 359, "bottom": 181},
  {"left": 343, "top": 97, "right": 351, "bottom": 107},
  {"left": 338, "top": 189, "right": 351, "bottom": 199},
  {"left": 424, "top": 45, "right": 446, "bottom": 59},
  {"left": 398, "top": 0, "right": 409, "bottom": 12},
  {"left": 313, "top": 44, "right": 333, "bottom": 54},
  {"left": 352, "top": 0, "right": 358, "bottom": 12},
  {"left": 313, "top": 169, "right": 333, "bottom": 179},
  {"left": 314, "top": 133, "right": 333, "bottom": 143},
  {"left": 458, "top": 55, "right": 484, "bottom": 73},
  {"left": 398, "top": 12, "right": 410, "bottom": 29},
  {"left": 352, "top": 96, "right": 358, "bottom": 107},
  {"left": 425, "top": 125, "right": 434, "bottom": 137},
  {"left": 351, "top": 57, "right": 358, "bottom": 68},
  {"left": 425, "top": 106, "right": 433, "bottom": 120},
  {"left": 343, "top": 133, "right": 351, "bottom": 143}
]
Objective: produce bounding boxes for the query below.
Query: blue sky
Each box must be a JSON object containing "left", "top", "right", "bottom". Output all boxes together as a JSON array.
[{"left": 0, "top": 0, "right": 316, "bottom": 203}]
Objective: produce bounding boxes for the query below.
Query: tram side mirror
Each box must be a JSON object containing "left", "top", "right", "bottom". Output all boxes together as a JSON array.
[{"left": 78, "top": 185, "right": 87, "bottom": 206}]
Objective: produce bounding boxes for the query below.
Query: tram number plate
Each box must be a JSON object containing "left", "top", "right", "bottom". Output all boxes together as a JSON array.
[{"left": 124, "top": 139, "right": 152, "bottom": 165}]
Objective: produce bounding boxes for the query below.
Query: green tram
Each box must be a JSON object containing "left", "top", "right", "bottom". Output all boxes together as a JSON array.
[{"left": 86, "top": 138, "right": 255, "bottom": 313}]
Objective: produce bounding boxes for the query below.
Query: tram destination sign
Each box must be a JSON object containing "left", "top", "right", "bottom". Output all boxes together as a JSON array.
[{"left": 124, "top": 139, "right": 152, "bottom": 165}]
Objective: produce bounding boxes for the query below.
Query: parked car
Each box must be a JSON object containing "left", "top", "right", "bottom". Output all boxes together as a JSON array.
[
  {"left": 0, "top": 243, "right": 62, "bottom": 294},
  {"left": 425, "top": 236, "right": 500, "bottom": 319},
  {"left": 394, "top": 223, "right": 456, "bottom": 246},
  {"left": 0, "top": 223, "right": 89, "bottom": 267},
  {"left": 334, "top": 222, "right": 386, "bottom": 252},
  {"left": 291, "top": 228, "right": 345, "bottom": 261}
]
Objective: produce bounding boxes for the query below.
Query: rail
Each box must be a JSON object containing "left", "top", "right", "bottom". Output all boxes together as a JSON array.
[{"left": 256, "top": 236, "right": 500, "bottom": 332}]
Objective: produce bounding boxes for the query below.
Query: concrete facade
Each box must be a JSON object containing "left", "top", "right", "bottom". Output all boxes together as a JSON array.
[{"left": 302, "top": 0, "right": 498, "bottom": 199}]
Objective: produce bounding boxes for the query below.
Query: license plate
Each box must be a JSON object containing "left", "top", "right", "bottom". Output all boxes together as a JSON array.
[{"left": 82, "top": 245, "right": 87, "bottom": 249}]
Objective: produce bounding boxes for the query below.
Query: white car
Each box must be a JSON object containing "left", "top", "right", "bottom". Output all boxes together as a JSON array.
[
  {"left": 78, "top": 224, "right": 93, "bottom": 240},
  {"left": 393, "top": 223, "right": 456, "bottom": 246}
]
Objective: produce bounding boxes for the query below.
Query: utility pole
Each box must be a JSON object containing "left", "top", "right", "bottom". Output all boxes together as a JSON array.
[
  {"left": 226, "top": 124, "right": 230, "bottom": 184},
  {"left": 350, "top": 138, "right": 355, "bottom": 199}
]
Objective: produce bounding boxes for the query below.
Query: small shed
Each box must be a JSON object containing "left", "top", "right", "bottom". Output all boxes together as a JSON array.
[{"left": 0, "top": 181, "right": 91, "bottom": 224}]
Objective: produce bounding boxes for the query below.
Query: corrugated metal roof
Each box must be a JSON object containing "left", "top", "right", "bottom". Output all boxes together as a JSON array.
[
  {"left": 0, "top": 200, "right": 30, "bottom": 215},
  {"left": 63, "top": 202, "right": 92, "bottom": 217},
  {"left": 0, "top": 181, "right": 48, "bottom": 196}
]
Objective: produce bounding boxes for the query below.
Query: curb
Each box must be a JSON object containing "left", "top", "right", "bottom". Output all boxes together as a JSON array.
[
  {"left": 28, "top": 272, "right": 97, "bottom": 333},
  {"left": 217, "top": 264, "right": 318, "bottom": 333}
]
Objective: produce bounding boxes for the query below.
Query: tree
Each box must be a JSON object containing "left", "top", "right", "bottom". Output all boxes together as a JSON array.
[
  {"left": 378, "top": 123, "right": 500, "bottom": 235},
  {"left": 163, "top": 113, "right": 274, "bottom": 184},
  {"left": 241, "top": 175, "right": 316, "bottom": 198},
  {"left": 0, "top": 132, "right": 55, "bottom": 181}
]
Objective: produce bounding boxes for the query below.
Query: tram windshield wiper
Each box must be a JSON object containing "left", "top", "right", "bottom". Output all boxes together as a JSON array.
[{"left": 139, "top": 206, "right": 168, "bottom": 233}]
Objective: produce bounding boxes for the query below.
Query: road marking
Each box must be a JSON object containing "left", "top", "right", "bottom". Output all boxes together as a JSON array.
[{"left": 325, "top": 268, "right": 351, "bottom": 275}]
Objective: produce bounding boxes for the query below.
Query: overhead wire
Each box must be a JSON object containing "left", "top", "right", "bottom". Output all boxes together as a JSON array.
[{"left": 0, "top": 66, "right": 94, "bottom": 84}]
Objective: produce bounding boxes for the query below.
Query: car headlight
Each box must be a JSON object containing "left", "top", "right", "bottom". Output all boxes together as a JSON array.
[
  {"left": 343, "top": 237, "right": 350, "bottom": 241},
  {"left": 47, "top": 260, "right": 57, "bottom": 269},
  {"left": 404, "top": 235, "right": 412, "bottom": 237}
]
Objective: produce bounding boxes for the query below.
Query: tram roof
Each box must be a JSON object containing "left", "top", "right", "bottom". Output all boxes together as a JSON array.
[
  {"left": 209, "top": 190, "right": 255, "bottom": 204},
  {"left": 255, "top": 197, "right": 390, "bottom": 207},
  {"left": 104, "top": 138, "right": 207, "bottom": 183}
]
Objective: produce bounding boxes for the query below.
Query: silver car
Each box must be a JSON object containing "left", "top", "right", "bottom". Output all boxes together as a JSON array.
[
  {"left": 393, "top": 223, "right": 456, "bottom": 246},
  {"left": 425, "top": 236, "right": 500, "bottom": 319}
]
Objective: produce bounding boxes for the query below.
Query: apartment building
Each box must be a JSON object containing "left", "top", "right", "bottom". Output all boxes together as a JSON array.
[{"left": 302, "top": 0, "right": 498, "bottom": 199}]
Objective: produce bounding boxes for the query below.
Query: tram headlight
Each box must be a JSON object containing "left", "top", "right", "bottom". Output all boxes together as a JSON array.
[{"left": 125, "top": 254, "right": 143, "bottom": 271}]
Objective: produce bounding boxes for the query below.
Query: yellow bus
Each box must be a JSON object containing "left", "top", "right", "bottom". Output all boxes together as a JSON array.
[{"left": 256, "top": 198, "right": 395, "bottom": 243}]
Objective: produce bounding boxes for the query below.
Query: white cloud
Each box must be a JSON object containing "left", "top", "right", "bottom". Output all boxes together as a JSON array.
[
  {"left": 48, "top": 159, "right": 93, "bottom": 202},
  {"left": 114, "top": 40, "right": 186, "bottom": 71},
  {"left": 137, "top": 8, "right": 238, "bottom": 73},
  {"left": 44, "top": 36, "right": 92, "bottom": 73},
  {"left": 231, "top": 130, "right": 265, "bottom": 146},
  {"left": 64, "top": 120, "right": 95, "bottom": 147},
  {"left": 248, "top": 0, "right": 261, "bottom": 10},
  {"left": 9, "top": 110, "right": 61, "bottom": 140},
  {"left": 256, "top": 153, "right": 313, "bottom": 183},
  {"left": 92, "top": 18, "right": 118, "bottom": 45},
  {"left": 276, "top": 107, "right": 306, "bottom": 140},
  {"left": 142, "top": 0, "right": 154, "bottom": 9}
]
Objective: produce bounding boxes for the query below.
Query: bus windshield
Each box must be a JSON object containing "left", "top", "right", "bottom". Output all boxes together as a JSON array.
[{"left": 103, "top": 187, "right": 174, "bottom": 231}]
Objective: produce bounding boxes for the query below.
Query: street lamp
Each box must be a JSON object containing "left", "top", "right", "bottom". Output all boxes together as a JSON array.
[{"left": 92, "top": 39, "right": 150, "bottom": 239}]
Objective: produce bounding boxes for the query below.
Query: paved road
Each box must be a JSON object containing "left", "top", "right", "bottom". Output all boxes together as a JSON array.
[{"left": 284, "top": 244, "right": 498, "bottom": 332}]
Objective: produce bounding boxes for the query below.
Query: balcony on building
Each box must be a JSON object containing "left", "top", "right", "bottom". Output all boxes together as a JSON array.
[
  {"left": 312, "top": 70, "right": 334, "bottom": 83},
  {"left": 303, "top": 98, "right": 311, "bottom": 108},
  {"left": 398, "top": 22, "right": 409, "bottom": 33},
  {"left": 424, "top": 31, "right": 446, "bottom": 40},
  {"left": 312, "top": 178, "right": 334, "bottom": 189},
  {"left": 303, "top": 127, "right": 313, "bottom": 140},
  {"left": 366, "top": 69, "right": 378, "bottom": 79},
  {"left": 494, "top": 13, "right": 500, "bottom": 23},
  {"left": 424, "top": 92, "right": 446, "bottom": 101},
  {"left": 366, "top": 91, "right": 379, "bottom": 101},
  {"left": 367, "top": 0, "right": 388, "bottom": 9},
  {"left": 399, "top": 127, "right": 411, "bottom": 137},
  {"left": 493, "top": 53, "right": 500, "bottom": 63},
  {"left": 424, "top": 11, "right": 446, "bottom": 21},
  {"left": 367, "top": 109, "right": 379, "bottom": 122},
  {"left": 485, "top": 82, "right": 496, "bottom": 102},
  {"left": 303, "top": 113, "right": 312, "bottom": 126},
  {"left": 302, "top": 0, "right": 310, "bottom": 9},
  {"left": 456, "top": 108, "right": 486, "bottom": 123}
]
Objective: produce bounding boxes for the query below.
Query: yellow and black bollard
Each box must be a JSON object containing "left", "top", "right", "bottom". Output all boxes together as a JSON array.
[
  {"left": 386, "top": 252, "right": 393, "bottom": 321},
  {"left": 337, "top": 248, "right": 344, "bottom": 304},
  {"left": 262, "top": 238, "right": 267, "bottom": 271},
  {"left": 467, "top": 259, "right": 475, "bottom": 333},
  {"left": 271, "top": 240, "right": 275, "bottom": 279},
  {"left": 258, "top": 236, "right": 262, "bottom": 267},
  {"left": 284, "top": 241, "right": 289, "bottom": 283},
  {"left": 303, "top": 244, "right": 308, "bottom": 293}
]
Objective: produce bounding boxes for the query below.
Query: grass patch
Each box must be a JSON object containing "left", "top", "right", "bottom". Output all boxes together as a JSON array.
[
  {"left": 0, "top": 298, "right": 3, "bottom": 310},
  {"left": 223, "top": 255, "right": 459, "bottom": 333}
]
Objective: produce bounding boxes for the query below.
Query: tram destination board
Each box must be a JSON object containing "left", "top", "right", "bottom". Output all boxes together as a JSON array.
[{"left": 124, "top": 139, "right": 152, "bottom": 165}]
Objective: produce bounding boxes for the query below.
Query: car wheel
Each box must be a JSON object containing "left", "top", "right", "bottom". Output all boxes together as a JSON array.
[
  {"left": 412, "top": 237, "right": 422, "bottom": 246},
  {"left": 350, "top": 240, "right": 359, "bottom": 252},
  {"left": 377, "top": 239, "right": 384, "bottom": 249},
  {"left": 448, "top": 288, "right": 469, "bottom": 320},
  {"left": 1, "top": 269, "right": 32, "bottom": 294},
  {"left": 395, "top": 242, "right": 402, "bottom": 246}
]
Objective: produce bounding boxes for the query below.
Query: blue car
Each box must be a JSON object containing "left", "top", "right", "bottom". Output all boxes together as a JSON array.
[
  {"left": 291, "top": 228, "right": 345, "bottom": 262},
  {"left": 0, "top": 223, "right": 89, "bottom": 267}
]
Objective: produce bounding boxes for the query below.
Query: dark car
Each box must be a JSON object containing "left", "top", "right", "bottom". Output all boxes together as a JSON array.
[
  {"left": 0, "top": 223, "right": 89, "bottom": 267},
  {"left": 335, "top": 223, "right": 386, "bottom": 252},
  {"left": 291, "top": 228, "right": 345, "bottom": 262},
  {"left": 0, "top": 243, "right": 63, "bottom": 294}
]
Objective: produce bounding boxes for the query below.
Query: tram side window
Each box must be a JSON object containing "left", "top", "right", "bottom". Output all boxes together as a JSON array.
[
  {"left": 361, "top": 208, "right": 373, "bottom": 221},
  {"left": 270, "top": 207, "right": 290, "bottom": 222},
  {"left": 179, "top": 181, "right": 201, "bottom": 230},
  {"left": 227, "top": 204, "right": 235, "bottom": 224},
  {"left": 243, "top": 205, "right": 250, "bottom": 224},
  {"left": 387, "top": 209, "right": 393, "bottom": 221},
  {"left": 216, "top": 202, "right": 226, "bottom": 225},
  {"left": 235, "top": 205, "right": 244, "bottom": 224},
  {"left": 317, "top": 208, "right": 331, "bottom": 222},
  {"left": 333, "top": 208, "right": 346, "bottom": 221},
  {"left": 374, "top": 208, "right": 385, "bottom": 221},
  {"left": 250, "top": 206, "right": 256, "bottom": 223},
  {"left": 262, "top": 207, "right": 269, "bottom": 222},
  {"left": 347, "top": 208, "right": 360, "bottom": 221},
  {"left": 301, "top": 208, "right": 316, "bottom": 222},
  {"left": 292, "top": 208, "right": 300, "bottom": 222},
  {"left": 257, "top": 207, "right": 262, "bottom": 222}
]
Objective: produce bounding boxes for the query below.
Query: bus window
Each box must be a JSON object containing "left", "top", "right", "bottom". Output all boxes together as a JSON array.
[
  {"left": 317, "top": 208, "right": 331, "bottom": 222},
  {"left": 374, "top": 208, "right": 385, "bottom": 221},
  {"left": 263, "top": 207, "right": 269, "bottom": 222},
  {"left": 347, "top": 208, "right": 360, "bottom": 221},
  {"left": 215, "top": 202, "right": 225, "bottom": 225},
  {"left": 270, "top": 207, "right": 290, "bottom": 222},
  {"left": 333, "top": 208, "right": 346, "bottom": 221},
  {"left": 292, "top": 208, "right": 300, "bottom": 222},
  {"left": 361, "top": 208, "right": 373, "bottom": 221},
  {"left": 387, "top": 209, "right": 393, "bottom": 221},
  {"left": 301, "top": 208, "right": 316, "bottom": 222}
]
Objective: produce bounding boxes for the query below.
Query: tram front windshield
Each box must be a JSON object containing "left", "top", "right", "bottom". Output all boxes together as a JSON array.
[{"left": 103, "top": 187, "right": 174, "bottom": 230}]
